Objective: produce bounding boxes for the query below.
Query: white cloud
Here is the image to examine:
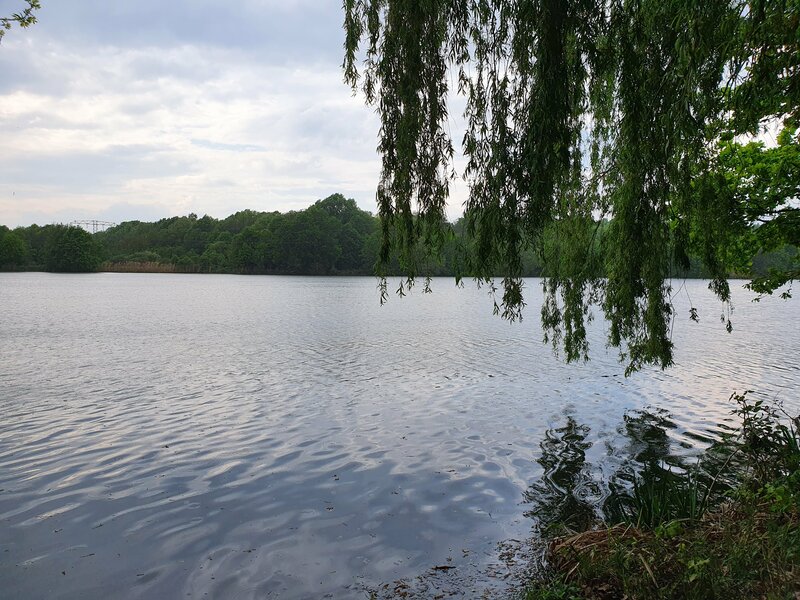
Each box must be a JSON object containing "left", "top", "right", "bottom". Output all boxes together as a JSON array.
[
  {"left": 0, "top": 1, "right": 472, "bottom": 228},
  {"left": 0, "top": 3, "right": 387, "bottom": 227}
]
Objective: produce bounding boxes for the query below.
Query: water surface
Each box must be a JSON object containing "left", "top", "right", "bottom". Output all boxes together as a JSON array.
[{"left": 1, "top": 274, "right": 797, "bottom": 598}]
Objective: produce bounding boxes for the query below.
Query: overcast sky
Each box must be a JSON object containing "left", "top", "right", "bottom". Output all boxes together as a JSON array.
[{"left": 0, "top": 0, "right": 468, "bottom": 227}]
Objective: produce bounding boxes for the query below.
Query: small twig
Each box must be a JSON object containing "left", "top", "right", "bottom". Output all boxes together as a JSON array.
[{"left": 639, "top": 553, "right": 658, "bottom": 588}]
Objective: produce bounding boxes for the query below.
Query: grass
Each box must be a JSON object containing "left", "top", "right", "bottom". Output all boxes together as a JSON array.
[
  {"left": 522, "top": 393, "right": 800, "bottom": 600},
  {"left": 605, "top": 465, "right": 714, "bottom": 528}
]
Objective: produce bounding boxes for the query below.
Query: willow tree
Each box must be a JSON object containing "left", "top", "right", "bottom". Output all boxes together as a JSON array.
[
  {"left": 343, "top": 0, "right": 799, "bottom": 373},
  {"left": 0, "top": 0, "right": 39, "bottom": 43}
]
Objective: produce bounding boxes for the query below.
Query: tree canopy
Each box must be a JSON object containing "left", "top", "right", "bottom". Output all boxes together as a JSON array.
[
  {"left": 0, "top": 195, "right": 390, "bottom": 275},
  {"left": 2, "top": 196, "right": 792, "bottom": 280},
  {"left": 343, "top": 0, "right": 800, "bottom": 372},
  {"left": 44, "top": 225, "right": 103, "bottom": 273}
]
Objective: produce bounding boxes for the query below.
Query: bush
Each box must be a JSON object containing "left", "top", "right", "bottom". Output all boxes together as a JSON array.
[{"left": 526, "top": 393, "right": 800, "bottom": 599}]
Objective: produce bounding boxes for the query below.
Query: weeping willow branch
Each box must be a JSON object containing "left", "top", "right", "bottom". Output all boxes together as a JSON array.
[{"left": 344, "top": 0, "right": 799, "bottom": 372}]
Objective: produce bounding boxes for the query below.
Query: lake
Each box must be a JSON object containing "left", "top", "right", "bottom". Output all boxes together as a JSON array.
[{"left": 1, "top": 274, "right": 797, "bottom": 599}]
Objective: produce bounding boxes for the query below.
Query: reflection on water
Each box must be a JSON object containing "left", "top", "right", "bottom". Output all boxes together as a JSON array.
[
  {"left": 604, "top": 409, "right": 687, "bottom": 510},
  {"left": 524, "top": 417, "right": 601, "bottom": 534},
  {"left": 0, "top": 274, "right": 797, "bottom": 599},
  {"left": 524, "top": 403, "right": 773, "bottom": 537},
  {"left": 525, "top": 409, "right": 694, "bottom": 536},
  {"left": 619, "top": 409, "right": 678, "bottom": 468}
]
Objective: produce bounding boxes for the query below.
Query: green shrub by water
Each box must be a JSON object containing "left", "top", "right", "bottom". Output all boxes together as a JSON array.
[{"left": 524, "top": 392, "right": 800, "bottom": 600}]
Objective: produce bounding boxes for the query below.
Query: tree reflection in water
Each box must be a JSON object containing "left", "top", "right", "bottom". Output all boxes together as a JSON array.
[
  {"left": 524, "top": 417, "right": 605, "bottom": 534},
  {"left": 523, "top": 408, "right": 721, "bottom": 532},
  {"left": 606, "top": 408, "right": 683, "bottom": 493}
]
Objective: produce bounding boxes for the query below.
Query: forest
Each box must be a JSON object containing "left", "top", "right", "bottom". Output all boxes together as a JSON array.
[{"left": 0, "top": 192, "right": 796, "bottom": 279}]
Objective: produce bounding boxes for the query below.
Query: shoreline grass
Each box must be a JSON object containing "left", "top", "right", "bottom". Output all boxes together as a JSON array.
[{"left": 523, "top": 393, "right": 800, "bottom": 600}]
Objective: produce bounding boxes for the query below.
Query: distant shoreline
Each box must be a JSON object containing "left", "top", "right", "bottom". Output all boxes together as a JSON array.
[
  {"left": 101, "top": 261, "right": 182, "bottom": 273},
  {"left": 0, "top": 266, "right": 758, "bottom": 283}
]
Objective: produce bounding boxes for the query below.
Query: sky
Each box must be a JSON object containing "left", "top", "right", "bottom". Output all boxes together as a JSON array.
[{"left": 0, "top": 0, "right": 467, "bottom": 227}]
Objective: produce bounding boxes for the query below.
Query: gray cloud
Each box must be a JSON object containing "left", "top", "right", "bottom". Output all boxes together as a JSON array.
[
  {"left": 190, "top": 139, "right": 265, "bottom": 153},
  {"left": 1, "top": 145, "right": 194, "bottom": 190},
  {"left": 3, "top": 201, "right": 172, "bottom": 228},
  {"left": 26, "top": 1, "right": 345, "bottom": 63},
  {"left": 0, "top": 1, "right": 468, "bottom": 228}
]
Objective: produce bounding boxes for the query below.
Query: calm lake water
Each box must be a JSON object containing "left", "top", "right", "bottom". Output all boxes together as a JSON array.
[{"left": 1, "top": 274, "right": 798, "bottom": 599}]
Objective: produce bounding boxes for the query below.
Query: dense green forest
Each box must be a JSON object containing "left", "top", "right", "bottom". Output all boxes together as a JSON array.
[{"left": 0, "top": 192, "right": 795, "bottom": 279}]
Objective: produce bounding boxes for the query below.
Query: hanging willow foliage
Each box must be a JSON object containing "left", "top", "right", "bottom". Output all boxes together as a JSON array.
[{"left": 344, "top": 0, "right": 800, "bottom": 373}]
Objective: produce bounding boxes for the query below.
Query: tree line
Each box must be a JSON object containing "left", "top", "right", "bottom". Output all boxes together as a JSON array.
[{"left": 0, "top": 192, "right": 795, "bottom": 278}]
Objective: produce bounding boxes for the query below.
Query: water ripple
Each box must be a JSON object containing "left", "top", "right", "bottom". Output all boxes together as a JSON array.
[{"left": 0, "top": 274, "right": 797, "bottom": 598}]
